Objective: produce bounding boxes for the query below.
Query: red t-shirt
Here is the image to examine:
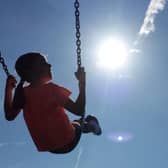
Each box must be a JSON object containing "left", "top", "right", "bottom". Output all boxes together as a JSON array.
[{"left": 23, "top": 82, "right": 75, "bottom": 151}]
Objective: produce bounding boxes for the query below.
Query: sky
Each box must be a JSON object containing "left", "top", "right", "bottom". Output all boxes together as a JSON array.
[{"left": 0, "top": 0, "right": 168, "bottom": 168}]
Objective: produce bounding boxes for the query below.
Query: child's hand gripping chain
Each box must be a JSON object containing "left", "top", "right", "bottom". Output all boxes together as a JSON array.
[{"left": 75, "top": 67, "right": 86, "bottom": 91}]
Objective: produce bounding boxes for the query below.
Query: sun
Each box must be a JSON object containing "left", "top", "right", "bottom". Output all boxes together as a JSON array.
[{"left": 96, "top": 38, "right": 129, "bottom": 70}]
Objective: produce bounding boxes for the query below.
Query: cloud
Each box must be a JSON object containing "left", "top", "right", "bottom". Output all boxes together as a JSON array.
[
  {"left": 131, "top": 0, "right": 167, "bottom": 53},
  {"left": 0, "top": 142, "right": 8, "bottom": 147},
  {"left": 139, "top": 0, "right": 166, "bottom": 36},
  {"left": 0, "top": 141, "right": 27, "bottom": 148}
]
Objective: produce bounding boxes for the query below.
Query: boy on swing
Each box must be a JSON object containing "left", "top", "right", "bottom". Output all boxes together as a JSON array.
[{"left": 4, "top": 52, "right": 102, "bottom": 153}]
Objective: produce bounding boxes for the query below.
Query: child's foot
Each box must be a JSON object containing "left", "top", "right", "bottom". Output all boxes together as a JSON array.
[{"left": 85, "top": 115, "right": 102, "bottom": 135}]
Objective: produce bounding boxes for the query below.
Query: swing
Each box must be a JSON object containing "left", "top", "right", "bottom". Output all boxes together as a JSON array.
[
  {"left": 0, "top": 0, "right": 86, "bottom": 154},
  {"left": 74, "top": 0, "right": 86, "bottom": 130},
  {"left": 0, "top": 51, "right": 10, "bottom": 77}
]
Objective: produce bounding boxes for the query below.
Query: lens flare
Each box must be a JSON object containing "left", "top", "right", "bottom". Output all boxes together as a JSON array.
[{"left": 108, "top": 132, "right": 133, "bottom": 143}]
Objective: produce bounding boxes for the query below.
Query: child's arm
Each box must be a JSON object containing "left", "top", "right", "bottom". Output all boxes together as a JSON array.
[
  {"left": 64, "top": 67, "right": 85, "bottom": 116},
  {"left": 4, "top": 75, "right": 23, "bottom": 121}
]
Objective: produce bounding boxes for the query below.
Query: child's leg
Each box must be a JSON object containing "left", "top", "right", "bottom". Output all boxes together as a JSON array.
[{"left": 50, "top": 123, "right": 82, "bottom": 154}]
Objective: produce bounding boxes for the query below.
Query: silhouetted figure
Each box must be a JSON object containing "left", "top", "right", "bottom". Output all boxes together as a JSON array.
[{"left": 4, "top": 52, "right": 101, "bottom": 154}]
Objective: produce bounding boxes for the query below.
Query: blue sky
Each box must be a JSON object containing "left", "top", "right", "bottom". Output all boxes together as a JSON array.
[{"left": 0, "top": 0, "right": 168, "bottom": 167}]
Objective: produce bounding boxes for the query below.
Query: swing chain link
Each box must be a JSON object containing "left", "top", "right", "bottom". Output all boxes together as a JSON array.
[
  {"left": 74, "top": 0, "right": 86, "bottom": 129},
  {"left": 0, "top": 52, "right": 10, "bottom": 77},
  {"left": 74, "top": 0, "right": 82, "bottom": 68}
]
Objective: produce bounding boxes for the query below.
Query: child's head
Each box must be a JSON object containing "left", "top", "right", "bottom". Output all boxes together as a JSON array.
[{"left": 15, "top": 52, "right": 52, "bottom": 83}]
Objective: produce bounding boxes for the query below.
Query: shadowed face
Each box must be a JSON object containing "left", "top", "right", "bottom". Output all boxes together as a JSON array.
[
  {"left": 15, "top": 53, "right": 52, "bottom": 83},
  {"left": 30, "top": 55, "right": 52, "bottom": 83}
]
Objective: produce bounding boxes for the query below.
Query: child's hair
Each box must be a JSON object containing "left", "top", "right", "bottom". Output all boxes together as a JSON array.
[{"left": 15, "top": 52, "right": 48, "bottom": 82}]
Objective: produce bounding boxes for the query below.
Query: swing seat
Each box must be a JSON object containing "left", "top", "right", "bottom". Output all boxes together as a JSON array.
[{"left": 50, "top": 123, "right": 82, "bottom": 154}]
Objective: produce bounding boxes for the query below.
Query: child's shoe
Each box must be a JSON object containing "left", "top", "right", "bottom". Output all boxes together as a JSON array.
[{"left": 85, "top": 115, "right": 102, "bottom": 135}]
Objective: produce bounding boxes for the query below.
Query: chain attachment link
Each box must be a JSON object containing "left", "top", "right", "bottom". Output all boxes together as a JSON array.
[
  {"left": 0, "top": 51, "right": 10, "bottom": 77},
  {"left": 74, "top": 0, "right": 82, "bottom": 68}
]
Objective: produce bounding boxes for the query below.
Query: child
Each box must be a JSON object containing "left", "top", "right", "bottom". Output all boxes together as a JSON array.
[{"left": 4, "top": 52, "right": 102, "bottom": 154}]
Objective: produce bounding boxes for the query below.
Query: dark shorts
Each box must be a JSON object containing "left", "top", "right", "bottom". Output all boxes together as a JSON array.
[{"left": 50, "top": 123, "right": 82, "bottom": 154}]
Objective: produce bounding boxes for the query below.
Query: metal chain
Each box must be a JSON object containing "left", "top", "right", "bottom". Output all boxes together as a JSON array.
[
  {"left": 0, "top": 51, "right": 10, "bottom": 76},
  {"left": 74, "top": 0, "right": 86, "bottom": 129},
  {"left": 74, "top": 0, "right": 82, "bottom": 68}
]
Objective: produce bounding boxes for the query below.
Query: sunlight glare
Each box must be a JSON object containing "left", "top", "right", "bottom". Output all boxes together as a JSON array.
[
  {"left": 97, "top": 38, "right": 128, "bottom": 70},
  {"left": 117, "top": 136, "right": 124, "bottom": 141}
]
